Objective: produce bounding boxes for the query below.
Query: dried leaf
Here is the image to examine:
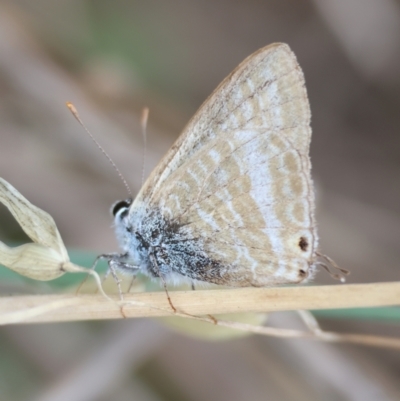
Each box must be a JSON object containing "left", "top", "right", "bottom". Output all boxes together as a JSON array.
[{"left": 1, "top": 177, "right": 77, "bottom": 280}]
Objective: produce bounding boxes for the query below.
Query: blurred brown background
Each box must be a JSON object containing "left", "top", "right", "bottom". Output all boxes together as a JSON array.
[{"left": 0, "top": 0, "right": 399, "bottom": 400}]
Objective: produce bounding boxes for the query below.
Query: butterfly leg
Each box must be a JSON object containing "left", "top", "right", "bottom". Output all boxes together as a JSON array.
[
  {"left": 148, "top": 251, "right": 177, "bottom": 313},
  {"left": 96, "top": 253, "right": 140, "bottom": 300},
  {"left": 108, "top": 260, "right": 124, "bottom": 300},
  {"left": 127, "top": 276, "right": 137, "bottom": 293},
  {"left": 75, "top": 252, "right": 120, "bottom": 295}
]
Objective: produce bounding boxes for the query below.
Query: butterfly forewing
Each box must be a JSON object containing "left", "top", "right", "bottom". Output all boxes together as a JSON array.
[{"left": 128, "top": 43, "right": 317, "bottom": 286}]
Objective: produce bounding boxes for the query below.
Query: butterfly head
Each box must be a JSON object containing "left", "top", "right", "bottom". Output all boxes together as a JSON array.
[{"left": 111, "top": 198, "right": 133, "bottom": 220}]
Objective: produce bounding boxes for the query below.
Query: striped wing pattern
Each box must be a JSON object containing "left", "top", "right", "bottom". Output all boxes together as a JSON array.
[{"left": 131, "top": 43, "right": 317, "bottom": 286}]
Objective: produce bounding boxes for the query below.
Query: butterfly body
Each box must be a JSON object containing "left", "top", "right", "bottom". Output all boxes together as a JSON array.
[{"left": 110, "top": 43, "right": 318, "bottom": 288}]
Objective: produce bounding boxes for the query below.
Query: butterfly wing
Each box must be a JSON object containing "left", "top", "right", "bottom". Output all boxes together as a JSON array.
[{"left": 131, "top": 43, "right": 317, "bottom": 286}]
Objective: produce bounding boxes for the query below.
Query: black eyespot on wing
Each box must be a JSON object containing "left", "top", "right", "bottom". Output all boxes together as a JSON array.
[
  {"left": 111, "top": 198, "right": 132, "bottom": 217},
  {"left": 299, "top": 236, "right": 308, "bottom": 251}
]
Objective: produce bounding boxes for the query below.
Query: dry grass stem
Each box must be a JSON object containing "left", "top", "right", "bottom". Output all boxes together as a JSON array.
[
  {"left": 0, "top": 281, "right": 398, "bottom": 322},
  {"left": 214, "top": 320, "right": 400, "bottom": 350},
  {"left": 0, "top": 281, "right": 399, "bottom": 349}
]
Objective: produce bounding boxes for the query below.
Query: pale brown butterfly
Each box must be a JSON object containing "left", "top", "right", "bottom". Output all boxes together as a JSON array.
[{"left": 75, "top": 43, "right": 346, "bottom": 299}]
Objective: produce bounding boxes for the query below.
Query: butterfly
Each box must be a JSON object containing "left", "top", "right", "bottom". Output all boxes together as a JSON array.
[{"left": 103, "top": 43, "right": 320, "bottom": 292}]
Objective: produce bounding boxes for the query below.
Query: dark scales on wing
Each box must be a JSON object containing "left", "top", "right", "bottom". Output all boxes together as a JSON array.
[{"left": 122, "top": 206, "right": 225, "bottom": 284}]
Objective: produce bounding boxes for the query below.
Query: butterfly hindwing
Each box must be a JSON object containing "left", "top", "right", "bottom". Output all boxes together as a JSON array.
[{"left": 127, "top": 43, "right": 317, "bottom": 286}]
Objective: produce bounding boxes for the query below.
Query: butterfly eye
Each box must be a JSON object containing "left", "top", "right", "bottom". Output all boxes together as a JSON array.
[{"left": 111, "top": 199, "right": 132, "bottom": 218}]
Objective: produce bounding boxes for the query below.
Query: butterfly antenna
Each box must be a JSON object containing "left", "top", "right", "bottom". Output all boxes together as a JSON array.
[
  {"left": 140, "top": 107, "right": 149, "bottom": 187},
  {"left": 66, "top": 102, "right": 132, "bottom": 197}
]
